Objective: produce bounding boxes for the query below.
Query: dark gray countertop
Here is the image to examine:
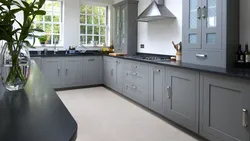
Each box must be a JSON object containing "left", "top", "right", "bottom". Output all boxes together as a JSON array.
[
  {"left": 104, "top": 55, "right": 250, "bottom": 80},
  {"left": 0, "top": 61, "right": 78, "bottom": 141}
]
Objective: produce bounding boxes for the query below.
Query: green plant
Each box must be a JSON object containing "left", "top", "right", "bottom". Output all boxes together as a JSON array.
[
  {"left": 38, "top": 35, "right": 47, "bottom": 44},
  {"left": 0, "top": 0, "right": 46, "bottom": 83}
]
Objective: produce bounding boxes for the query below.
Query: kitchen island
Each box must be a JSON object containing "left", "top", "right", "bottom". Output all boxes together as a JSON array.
[{"left": 0, "top": 61, "right": 78, "bottom": 141}]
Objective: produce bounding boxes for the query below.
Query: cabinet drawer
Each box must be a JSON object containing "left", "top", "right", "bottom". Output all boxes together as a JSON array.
[
  {"left": 123, "top": 83, "right": 149, "bottom": 107},
  {"left": 183, "top": 50, "right": 224, "bottom": 67},
  {"left": 124, "top": 71, "right": 148, "bottom": 87},
  {"left": 124, "top": 61, "right": 149, "bottom": 76}
]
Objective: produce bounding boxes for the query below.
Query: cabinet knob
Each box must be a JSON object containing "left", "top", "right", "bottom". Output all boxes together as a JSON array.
[
  {"left": 156, "top": 69, "right": 161, "bottom": 72},
  {"left": 133, "top": 66, "right": 137, "bottom": 68},
  {"left": 243, "top": 109, "right": 248, "bottom": 127}
]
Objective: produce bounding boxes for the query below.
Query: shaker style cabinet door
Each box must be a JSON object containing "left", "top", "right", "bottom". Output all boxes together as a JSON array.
[
  {"left": 115, "top": 59, "right": 124, "bottom": 94},
  {"left": 42, "top": 58, "right": 62, "bottom": 89},
  {"left": 114, "top": 6, "right": 121, "bottom": 53},
  {"left": 182, "top": 0, "right": 202, "bottom": 49},
  {"left": 149, "top": 65, "right": 165, "bottom": 115},
  {"left": 164, "top": 67, "right": 199, "bottom": 133},
  {"left": 201, "top": 0, "right": 222, "bottom": 50},
  {"left": 120, "top": 4, "right": 127, "bottom": 53},
  {"left": 63, "top": 57, "right": 83, "bottom": 88},
  {"left": 200, "top": 73, "right": 250, "bottom": 141}
]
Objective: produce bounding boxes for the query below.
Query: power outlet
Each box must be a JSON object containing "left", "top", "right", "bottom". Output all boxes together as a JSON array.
[{"left": 140, "top": 44, "right": 145, "bottom": 48}]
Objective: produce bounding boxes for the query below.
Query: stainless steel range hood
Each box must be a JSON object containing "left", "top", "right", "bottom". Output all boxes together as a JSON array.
[{"left": 138, "top": 0, "right": 176, "bottom": 22}]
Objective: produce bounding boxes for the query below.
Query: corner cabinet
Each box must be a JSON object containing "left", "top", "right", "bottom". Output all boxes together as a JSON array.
[
  {"left": 164, "top": 67, "right": 200, "bottom": 133},
  {"left": 182, "top": 0, "right": 239, "bottom": 68},
  {"left": 200, "top": 73, "right": 250, "bottom": 141},
  {"left": 113, "top": 0, "right": 138, "bottom": 55}
]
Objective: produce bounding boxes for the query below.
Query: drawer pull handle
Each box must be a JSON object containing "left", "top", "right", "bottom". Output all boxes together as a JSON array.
[
  {"left": 156, "top": 69, "right": 160, "bottom": 72},
  {"left": 133, "top": 66, "right": 137, "bottom": 68},
  {"left": 196, "top": 54, "right": 207, "bottom": 58},
  {"left": 167, "top": 86, "right": 171, "bottom": 99},
  {"left": 126, "top": 85, "right": 137, "bottom": 90},
  {"left": 243, "top": 109, "right": 248, "bottom": 127}
]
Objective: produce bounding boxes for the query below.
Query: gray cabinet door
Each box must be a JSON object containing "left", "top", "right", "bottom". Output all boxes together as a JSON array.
[
  {"left": 165, "top": 67, "right": 199, "bottom": 133},
  {"left": 149, "top": 65, "right": 165, "bottom": 115},
  {"left": 63, "top": 57, "right": 82, "bottom": 88},
  {"left": 120, "top": 4, "right": 127, "bottom": 54},
  {"left": 82, "top": 56, "right": 102, "bottom": 86},
  {"left": 115, "top": 59, "right": 123, "bottom": 93},
  {"left": 201, "top": 0, "right": 222, "bottom": 50},
  {"left": 200, "top": 73, "right": 250, "bottom": 141},
  {"left": 31, "top": 57, "right": 42, "bottom": 71},
  {"left": 114, "top": 6, "right": 121, "bottom": 53},
  {"left": 42, "top": 58, "right": 62, "bottom": 89},
  {"left": 103, "top": 57, "right": 116, "bottom": 89},
  {"left": 182, "top": 0, "right": 202, "bottom": 49}
]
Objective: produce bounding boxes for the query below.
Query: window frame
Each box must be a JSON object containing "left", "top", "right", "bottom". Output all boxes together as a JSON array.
[
  {"left": 79, "top": 2, "right": 109, "bottom": 47},
  {"left": 29, "top": 0, "right": 64, "bottom": 47}
]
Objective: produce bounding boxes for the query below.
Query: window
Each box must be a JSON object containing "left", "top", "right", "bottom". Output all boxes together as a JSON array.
[
  {"left": 28, "top": 0, "right": 63, "bottom": 46},
  {"left": 80, "top": 5, "right": 107, "bottom": 46}
]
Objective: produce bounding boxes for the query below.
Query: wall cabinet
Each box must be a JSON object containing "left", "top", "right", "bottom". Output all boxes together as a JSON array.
[
  {"left": 82, "top": 56, "right": 102, "bottom": 86},
  {"left": 200, "top": 73, "right": 250, "bottom": 141},
  {"left": 149, "top": 64, "right": 165, "bottom": 115},
  {"left": 182, "top": 0, "right": 239, "bottom": 68},
  {"left": 164, "top": 67, "right": 199, "bottom": 133},
  {"left": 113, "top": 0, "right": 138, "bottom": 55},
  {"left": 42, "top": 57, "right": 63, "bottom": 89}
]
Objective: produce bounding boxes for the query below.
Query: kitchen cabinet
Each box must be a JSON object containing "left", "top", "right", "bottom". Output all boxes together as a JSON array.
[
  {"left": 113, "top": 0, "right": 138, "bottom": 55},
  {"left": 123, "top": 60, "right": 149, "bottom": 107},
  {"left": 82, "top": 56, "right": 102, "bottom": 86},
  {"left": 103, "top": 56, "right": 116, "bottom": 90},
  {"left": 182, "top": 0, "right": 239, "bottom": 68},
  {"left": 149, "top": 64, "right": 165, "bottom": 115},
  {"left": 200, "top": 73, "right": 250, "bottom": 141},
  {"left": 42, "top": 57, "right": 63, "bottom": 89},
  {"left": 164, "top": 67, "right": 199, "bottom": 133},
  {"left": 63, "top": 57, "right": 83, "bottom": 88},
  {"left": 115, "top": 58, "right": 124, "bottom": 94},
  {"left": 31, "top": 57, "right": 42, "bottom": 71}
]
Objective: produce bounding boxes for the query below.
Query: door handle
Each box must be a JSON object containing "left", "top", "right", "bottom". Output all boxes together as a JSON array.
[
  {"left": 196, "top": 54, "right": 207, "bottom": 58},
  {"left": 58, "top": 68, "right": 60, "bottom": 76},
  {"left": 66, "top": 68, "right": 68, "bottom": 76},
  {"left": 111, "top": 69, "right": 113, "bottom": 76},
  {"left": 202, "top": 6, "right": 207, "bottom": 19},
  {"left": 167, "top": 86, "right": 171, "bottom": 99},
  {"left": 197, "top": 7, "right": 201, "bottom": 19},
  {"left": 243, "top": 109, "right": 248, "bottom": 127}
]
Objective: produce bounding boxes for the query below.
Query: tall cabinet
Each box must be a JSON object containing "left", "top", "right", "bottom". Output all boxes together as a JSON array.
[
  {"left": 113, "top": 0, "right": 138, "bottom": 55},
  {"left": 182, "top": 0, "right": 239, "bottom": 68}
]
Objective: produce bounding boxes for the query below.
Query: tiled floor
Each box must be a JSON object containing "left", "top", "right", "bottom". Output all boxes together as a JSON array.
[{"left": 57, "top": 87, "right": 203, "bottom": 141}]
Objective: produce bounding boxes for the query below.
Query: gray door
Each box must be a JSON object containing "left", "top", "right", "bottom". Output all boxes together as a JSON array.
[
  {"left": 82, "top": 56, "right": 102, "bottom": 86},
  {"left": 165, "top": 67, "right": 199, "bottom": 133},
  {"left": 63, "top": 57, "right": 82, "bottom": 87},
  {"left": 120, "top": 4, "right": 127, "bottom": 54},
  {"left": 183, "top": 0, "right": 202, "bottom": 49},
  {"left": 200, "top": 73, "right": 249, "bottom": 141},
  {"left": 31, "top": 57, "right": 42, "bottom": 71},
  {"left": 115, "top": 59, "right": 123, "bottom": 93},
  {"left": 42, "top": 58, "right": 62, "bottom": 89},
  {"left": 103, "top": 58, "right": 116, "bottom": 89},
  {"left": 201, "top": 0, "right": 222, "bottom": 50},
  {"left": 114, "top": 6, "right": 121, "bottom": 53},
  {"left": 149, "top": 65, "right": 165, "bottom": 115}
]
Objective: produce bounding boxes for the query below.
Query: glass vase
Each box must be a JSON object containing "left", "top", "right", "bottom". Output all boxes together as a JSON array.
[{"left": 0, "top": 43, "right": 31, "bottom": 91}]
